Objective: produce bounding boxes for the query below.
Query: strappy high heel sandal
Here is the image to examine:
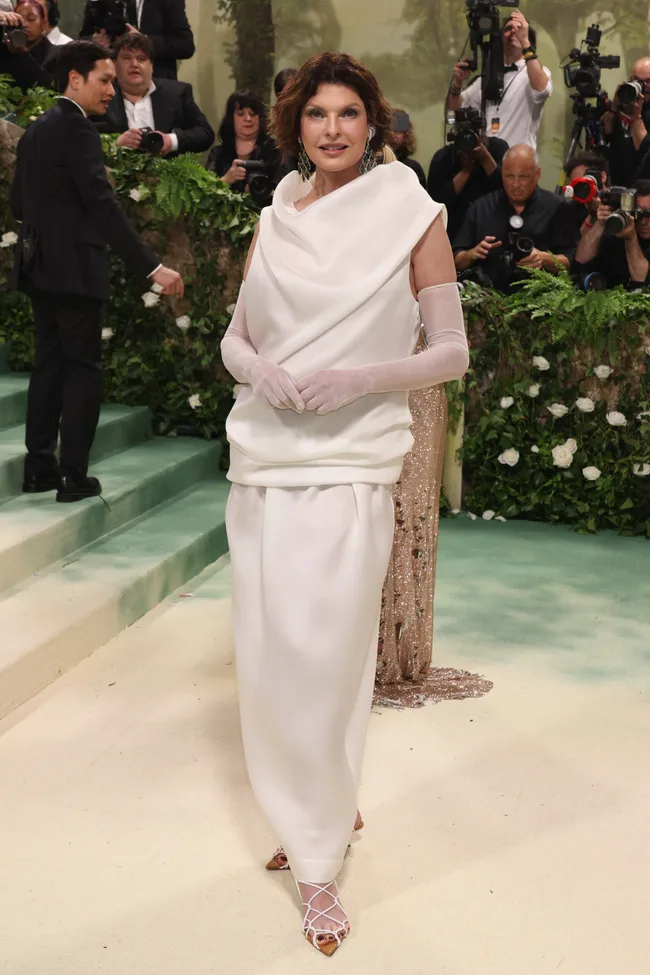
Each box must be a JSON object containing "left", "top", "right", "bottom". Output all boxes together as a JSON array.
[
  {"left": 298, "top": 880, "right": 350, "bottom": 957},
  {"left": 265, "top": 812, "right": 364, "bottom": 871}
]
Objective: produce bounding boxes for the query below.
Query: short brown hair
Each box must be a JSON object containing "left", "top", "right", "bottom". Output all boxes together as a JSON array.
[
  {"left": 113, "top": 31, "right": 154, "bottom": 62},
  {"left": 270, "top": 51, "right": 393, "bottom": 156}
]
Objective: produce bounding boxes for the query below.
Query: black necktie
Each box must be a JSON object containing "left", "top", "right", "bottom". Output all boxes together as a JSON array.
[{"left": 504, "top": 63, "right": 519, "bottom": 74}]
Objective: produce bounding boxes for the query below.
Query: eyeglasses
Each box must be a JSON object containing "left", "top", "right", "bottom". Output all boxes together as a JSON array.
[
  {"left": 632, "top": 77, "right": 650, "bottom": 88},
  {"left": 636, "top": 209, "right": 650, "bottom": 220}
]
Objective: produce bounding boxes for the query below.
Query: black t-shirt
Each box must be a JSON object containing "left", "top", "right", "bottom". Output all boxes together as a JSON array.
[
  {"left": 205, "top": 141, "right": 280, "bottom": 194},
  {"left": 453, "top": 187, "right": 579, "bottom": 291},
  {"left": 607, "top": 102, "right": 650, "bottom": 186},
  {"left": 427, "top": 138, "right": 509, "bottom": 242},
  {"left": 573, "top": 233, "right": 650, "bottom": 288},
  {"left": 398, "top": 155, "right": 426, "bottom": 189}
]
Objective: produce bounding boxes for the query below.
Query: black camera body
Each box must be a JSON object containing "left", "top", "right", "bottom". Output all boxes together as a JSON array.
[
  {"left": 0, "top": 25, "right": 29, "bottom": 51},
  {"left": 447, "top": 107, "right": 486, "bottom": 154},
  {"left": 600, "top": 186, "right": 638, "bottom": 236},
  {"left": 500, "top": 215, "right": 534, "bottom": 281},
  {"left": 465, "top": 0, "right": 519, "bottom": 41},
  {"left": 240, "top": 159, "right": 273, "bottom": 208},
  {"left": 139, "top": 127, "right": 165, "bottom": 155},
  {"left": 86, "top": 0, "right": 129, "bottom": 39},
  {"left": 563, "top": 24, "right": 620, "bottom": 99}
]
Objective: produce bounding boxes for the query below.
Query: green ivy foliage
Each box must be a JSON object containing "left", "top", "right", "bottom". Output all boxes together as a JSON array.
[{"left": 460, "top": 273, "right": 650, "bottom": 536}]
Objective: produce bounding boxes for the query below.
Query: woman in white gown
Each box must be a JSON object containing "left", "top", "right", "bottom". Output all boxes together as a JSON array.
[{"left": 221, "top": 52, "right": 469, "bottom": 955}]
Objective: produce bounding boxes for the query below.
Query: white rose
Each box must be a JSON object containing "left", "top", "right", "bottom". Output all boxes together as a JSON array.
[
  {"left": 527, "top": 383, "right": 541, "bottom": 398},
  {"left": 0, "top": 231, "right": 18, "bottom": 248},
  {"left": 226, "top": 303, "right": 236, "bottom": 315},
  {"left": 101, "top": 328, "right": 114, "bottom": 341},
  {"left": 498, "top": 448, "right": 520, "bottom": 467},
  {"left": 582, "top": 466, "right": 601, "bottom": 481},
  {"left": 633, "top": 463, "right": 650, "bottom": 477},
  {"left": 594, "top": 365, "right": 613, "bottom": 379},
  {"left": 482, "top": 510, "right": 495, "bottom": 521},
  {"left": 566, "top": 438, "right": 578, "bottom": 455},
  {"left": 142, "top": 291, "right": 161, "bottom": 308},
  {"left": 495, "top": 515, "right": 507, "bottom": 522},
  {"left": 606, "top": 411, "right": 627, "bottom": 427},
  {"left": 547, "top": 403, "right": 569, "bottom": 418},
  {"left": 500, "top": 396, "right": 514, "bottom": 409},
  {"left": 576, "top": 397, "right": 595, "bottom": 413},
  {"left": 532, "top": 355, "right": 550, "bottom": 371},
  {"left": 530, "top": 445, "right": 540, "bottom": 454},
  {"left": 150, "top": 282, "right": 164, "bottom": 295},
  {"left": 188, "top": 393, "right": 202, "bottom": 410},
  {"left": 129, "top": 188, "right": 142, "bottom": 202},
  {"left": 467, "top": 512, "right": 478, "bottom": 521},
  {"left": 552, "top": 443, "right": 574, "bottom": 469},
  {"left": 176, "top": 315, "right": 191, "bottom": 331}
]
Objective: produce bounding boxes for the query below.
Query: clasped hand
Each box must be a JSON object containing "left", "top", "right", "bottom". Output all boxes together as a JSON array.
[{"left": 250, "top": 360, "right": 365, "bottom": 414}]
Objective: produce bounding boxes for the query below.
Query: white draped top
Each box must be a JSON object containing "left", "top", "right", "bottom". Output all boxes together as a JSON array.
[{"left": 226, "top": 162, "right": 446, "bottom": 487}]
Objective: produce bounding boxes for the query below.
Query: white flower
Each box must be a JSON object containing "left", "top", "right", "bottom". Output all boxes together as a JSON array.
[
  {"left": 500, "top": 396, "right": 514, "bottom": 409},
  {"left": 576, "top": 396, "right": 595, "bottom": 413},
  {"left": 594, "top": 365, "right": 613, "bottom": 379},
  {"left": 451, "top": 508, "right": 461, "bottom": 515},
  {"left": 467, "top": 512, "right": 478, "bottom": 521},
  {"left": 645, "top": 347, "right": 650, "bottom": 357},
  {"left": 188, "top": 393, "right": 202, "bottom": 410},
  {"left": 129, "top": 188, "right": 142, "bottom": 202},
  {"left": 637, "top": 411, "right": 650, "bottom": 421},
  {"left": 633, "top": 463, "right": 650, "bottom": 477},
  {"left": 0, "top": 231, "right": 18, "bottom": 248},
  {"left": 498, "top": 448, "right": 520, "bottom": 467},
  {"left": 482, "top": 510, "right": 495, "bottom": 521},
  {"left": 606, "top": 411, "right": 627, "bottom": 427},
  {"left": 101, "top": 328, "right": 114, "bottom": 341},
  {"left": 582, "top": 466, "right": 601, "bottom": 481},
  {"left": 142, "top": 291, "right": 161, "bottom": 308},
  {"left": 150, "top": 282, "right": 164, "bottom": 295},
  {"left": 566, "top": 438, "right": 578, "bottom": 455},
  {"left": 547, "top": 403, "right": 569, "bottom": 418},
  {"left": 226, "top": 303, "right": 236, "bottom": 315},
  {"left": 527, "top": 383, "right": 541, "bottom": 398},
  {"left": 176, "top": 315, "right": 191, "bottom": 331},
  {"left": 495, "top": 515, "right": 507, "bottom": 522},
  {"left": 530, "top": 445, "right": 540, "bottom": 454},
  {"left": 552, "top": 443, "right": 574, "bottom": 469},
  {"left": 532, "top": 355, "right": 550, "bottom": 371}
]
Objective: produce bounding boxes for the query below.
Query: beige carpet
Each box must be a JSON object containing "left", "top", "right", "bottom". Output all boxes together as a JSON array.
[{"left": 1, "top": 528, "right": 649, "bottom": 974}]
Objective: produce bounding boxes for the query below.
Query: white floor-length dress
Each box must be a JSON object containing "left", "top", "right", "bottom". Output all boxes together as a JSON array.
[{"left": 225, "top": 163, "right": 445, "bottom": 883}]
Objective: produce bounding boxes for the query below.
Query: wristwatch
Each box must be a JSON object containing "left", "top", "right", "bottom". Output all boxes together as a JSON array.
[{"left": 522, "top": 45, "right": 537, "bottom": 61}]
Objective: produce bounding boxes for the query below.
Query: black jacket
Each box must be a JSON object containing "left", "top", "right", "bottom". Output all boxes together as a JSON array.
[
  {"left": 428, "top": 138, "right": 509, "bottom": 242},
  {"left": 92, "top": 79, "right": 214, "bottom": 155},
  {"left": 0, "top": 36, "right": 56, "bottom": 92},
  {"left": 80, "top": 0, "right": 195, "bottom": 80},
  {"left": 10, "top": 99, "right": 158, "bottom": 300}
]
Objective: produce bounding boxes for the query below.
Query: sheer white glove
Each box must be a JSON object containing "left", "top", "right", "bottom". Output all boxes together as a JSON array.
[
  {"left": 296, "top": 370, "right": 368, "bottom": 415},
  {"left": 248, "top": 358, "right": 305, "bottom": 411}
]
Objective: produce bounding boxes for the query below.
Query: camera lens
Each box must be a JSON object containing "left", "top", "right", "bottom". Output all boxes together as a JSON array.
[{"left": 618, "top": 81, "right": 643, "bottom": 106}]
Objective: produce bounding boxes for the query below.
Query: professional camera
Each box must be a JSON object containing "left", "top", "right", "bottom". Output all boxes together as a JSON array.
[
  {"left": 240, "top": 159, "right": 274, "bottom": 208},
  {"left": 563, "top": 168, "right": 603, "bottom": 205},
  {"left": 616, "top": 80, "right": 643, "bottom": 109},
  {"left": 463, "top": 0, "right": 519, "bottom": 103},
  {"left": 139, "top": 127, "right": 165, "bottom": 155},
  {"left": 500, "top": 214, "right": 534, "bottom": 280},
  {"left": 465, "top": 0, "right": 519, "bottom": 53},
  {"left": 447, "top": 107, "right": 486, "bottom": 154},
  {"left": 563, "top": 24, "right": 619, "bottom": 99},
  {"left": 600, "top": 186, "right": 637, "bottom": 236},
  {"left": 86, "top": 0, "right": 129, "bottom": 39},
  {"left": 0, "top": 24, "right": 29, "bottom": 51}
]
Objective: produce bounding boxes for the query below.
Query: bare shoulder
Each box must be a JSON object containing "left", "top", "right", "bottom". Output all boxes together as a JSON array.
[{"left": 411, "top": 210, "right": 457, "bottom": 292}]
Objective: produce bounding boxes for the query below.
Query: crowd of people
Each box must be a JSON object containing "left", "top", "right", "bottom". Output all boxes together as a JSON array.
[{"left": 4, "top": 3, "right": 649, "bottom": 291}]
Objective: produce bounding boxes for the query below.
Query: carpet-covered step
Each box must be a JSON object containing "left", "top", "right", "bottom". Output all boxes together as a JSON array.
[
  {"left": 0, "top": 436, "right": 222, "bottom": 593},
  {"left": 0, "top": 404, "right": 153, "bottom": 500},
  {"left": 0, "top": 374, "right": 29, "bottom": 431},
  {"left": 0, "top": 477, "right": 229, "bottom": 719}
]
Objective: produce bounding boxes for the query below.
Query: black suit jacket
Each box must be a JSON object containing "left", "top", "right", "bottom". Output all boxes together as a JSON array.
[
  {"left": 81, "top": 0, "right": 195, "bottom": 80},
  {"left": 10, "top": 99, "right": 158, "bottom": 301},
  {"left": 93, "top": 79, "right": 214, "bottom": 155}
]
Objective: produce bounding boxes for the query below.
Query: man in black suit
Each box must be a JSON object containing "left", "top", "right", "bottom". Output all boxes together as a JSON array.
[
  {"left": 10, "top": 40, "right": 184, "bottom": 503},
  {"left": 92, "top": 32, "right": 213, "bottom": 156},
  {"left": 80, "top": 0, "right": 194, "bottom": 81}
]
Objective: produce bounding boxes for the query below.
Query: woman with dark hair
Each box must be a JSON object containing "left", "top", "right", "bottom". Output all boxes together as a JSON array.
[
  {"left": 221, "top": 51, "right": 468, "bottom": 955},
  {"left": 390, "top": 108, "right": 426, "bottom": 188},
  {"left": 206, "top": 89, "right": 278, "bottom": 194}
]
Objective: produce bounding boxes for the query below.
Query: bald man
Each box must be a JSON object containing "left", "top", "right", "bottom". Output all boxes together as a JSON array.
[
  {"left": 603, "top": 57, "right": 650, "bottom": 186},
  {"left": 453, "top": 144, "right": 578, "bottom": 291}
]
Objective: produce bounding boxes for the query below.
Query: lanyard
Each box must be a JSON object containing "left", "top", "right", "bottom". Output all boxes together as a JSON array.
[{"left": 490, "top": 64, "right": 524, "bottom": 110}]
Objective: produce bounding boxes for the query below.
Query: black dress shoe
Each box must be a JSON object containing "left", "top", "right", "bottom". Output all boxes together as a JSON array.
[
  {"left": 22, "top": 471, "right": 61, "bottom": 494},
  {"left": 56, "top": 474, "right": 102, "bottom": 503}
]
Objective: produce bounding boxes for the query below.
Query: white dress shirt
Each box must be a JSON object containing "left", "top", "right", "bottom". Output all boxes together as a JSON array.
[
  {"left": 461, "top": 60, "right": 552, "bottom": 150},
  {"left": 123, "top": 83, "right": 179, "bottom": 153},
  {"left": 47, "top": 26, "right": 74, "bottom": 45}
]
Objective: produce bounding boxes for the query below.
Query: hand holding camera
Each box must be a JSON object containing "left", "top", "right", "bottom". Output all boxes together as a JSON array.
[
  {"left": 1, "top": 10, "right": 28, "bottom": 54},
  {"left": 452, "top": 60, "right": 473, "bottom": 89},
  {"left": 470, "top": 236, "right": 502, "bottom": 262},
  {"left": 223, "top": 159, "right": 248, "bottom": 185}
]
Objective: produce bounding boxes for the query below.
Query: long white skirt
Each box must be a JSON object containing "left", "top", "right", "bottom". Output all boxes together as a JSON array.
[{"left": 226, "top": 482, "right": 394, "bottom": 883}]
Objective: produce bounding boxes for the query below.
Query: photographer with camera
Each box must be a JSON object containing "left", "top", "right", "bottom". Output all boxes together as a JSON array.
[
  {"left": 80, "top": 0, "right": 194, "bottom": 80},
  {"left": 427, "top": 107, "right": 507, "bottom": 241},
  {"left": 91, "top": 33, "right": 213, "bottom": 156},
  {"left": 10, "top": 41, "right": 184, "bottom": 502},
  {"left": 0, "top": 0, "right": 56, "bottom": 90},
  {"left": 447, "top": 9, "right": 551, "bottom": 151},
  {"left": 453, "top": 144, "right": 577, "bottom": 290},
  {"left": 206, "top": 90, "right": 279, "bottom": 209},
  {"left": 574, "top": 178, "right": 650, "bottom": 290},
  {"left": 563, "top": 150, "right": 610, "bottom": 237},
  {"left": 602, "top": 58, "right": 650, "bottom": 187}
]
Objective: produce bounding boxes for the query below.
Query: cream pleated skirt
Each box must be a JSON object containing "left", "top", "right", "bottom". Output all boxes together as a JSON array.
[{"left": 226, "top": 482, "right": 394, "bottom": 883}]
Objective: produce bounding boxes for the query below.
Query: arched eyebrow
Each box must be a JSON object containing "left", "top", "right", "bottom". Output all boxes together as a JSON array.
[{"left": 304, "top": 100, "right": 364, "bottom": 112}]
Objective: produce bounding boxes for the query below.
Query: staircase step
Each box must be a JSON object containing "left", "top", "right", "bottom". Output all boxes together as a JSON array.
[
  {"left": 0, "top": 343, "right": 9, "bottom": 374},
  {"left": 0, "top": 477, "right": 230, "bottom": 719},
  {"left": 0, "top": 404, "right": 152, "bottom": 499},
  {"left": 0, "top": 436, "right": 222, "bottom": 592},
  {"left": 0, "top": 374, "right": 29, "bottom": 431}
]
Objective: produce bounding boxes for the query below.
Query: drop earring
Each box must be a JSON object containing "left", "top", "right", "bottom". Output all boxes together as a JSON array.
[
  {"left": 359, "top": 125, "right": 377, "bottom": 175},
  {"left": 297, "top": 138, "right": 312, "bottom": 181}
]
